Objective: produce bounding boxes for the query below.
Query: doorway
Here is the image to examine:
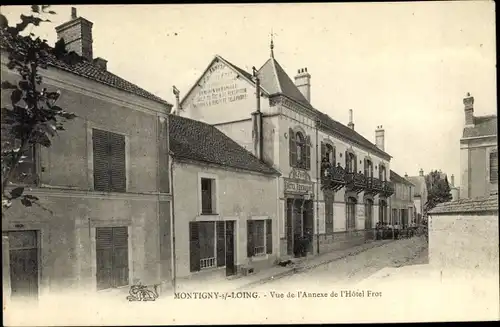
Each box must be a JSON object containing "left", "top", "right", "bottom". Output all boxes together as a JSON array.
[
  {"left": 225, "top": 221, "right": 236, "bottom": 277},
  {"left": 364, "top": 199, "right": 374, "bottom": 240},
  {"left": 8, "top": 230, "right": 39, "bottom": 303}
]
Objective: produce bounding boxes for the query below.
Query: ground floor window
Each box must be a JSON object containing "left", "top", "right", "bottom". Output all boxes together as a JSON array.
[
  {"left": 247, "top": 219, "right": 272, "bottom": 257},
  {"left": 379, "top": 200, "right": 388, "bottom": 223},
  {"left": 189, "top": 221, "right": 227, "bottom": 272},
  {"left": 392, "top": 208, "right": 398, "bottom": 225},
  {"left": 346, "top": 197, "right": 357, "bottom": 229},
  {"left": 96, "top": 226, "right": 129, "bottom": 290}
]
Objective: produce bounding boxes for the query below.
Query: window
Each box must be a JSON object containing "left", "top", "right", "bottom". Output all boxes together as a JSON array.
[
  {"left": 321, "top": 142, "right": 336, "bottom": 165},
  {"left": 1, "top": 125, "right": 37, "bottom": 184},
  {"left": 289, "top": 128, "right": 311, "bottom": 170},
  {"left": 392, "top": 208, "right": 398, "bottom": 225},
  {"left": 189, "top": 221, "right": 227, "bottom": 272},
  {"left": 96, "top": 227, "right": 129, "bottom": 290},
  {"left": 364, "top": 159, "right": 373, "bottom": 178},
  {"left": 93, "top": 128, "right": 126, "bottom": 192},
  {"left": 345, "top": 151, "right": 357, "bottom": 173},
  {"left": 490, "top": 151, "right": 498, "bottom": 183},
  {"left": 200, "top": 178, "right": 216, "bottom": 214},
  {"left": 379, "top": 165, "right": 387, "bottom": 181},
  {"left": 247, "top": 219, "right": 273, "bottom": 257},
  {"left": 379, "top": 200, "right": 387, "bottom": 223},
  {"left": 346, "top": 197, "right": 357, "bottom": 229},
  {"left": 324, "top": 191, "right": 334, "bottom": 234}
]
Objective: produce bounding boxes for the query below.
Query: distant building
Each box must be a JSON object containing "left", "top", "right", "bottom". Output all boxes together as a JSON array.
[
  {"left": 390, "top": 171, "right": 415, "bottom": 227},
  {"left": 168, "top": 115, "right": 280, "bottom": 279},
  {"left": 459, "top": 93, "right": 498, "bottom": 198},
  {"left": 450, "top": 174, "right": 460, "bottom": 201},
  {"left": 407, "top": 169, "right": 429, "bottom": 223}
]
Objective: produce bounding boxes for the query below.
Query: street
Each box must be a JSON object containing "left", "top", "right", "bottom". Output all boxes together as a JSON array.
[{"left": 249, "top": 236, "right": 429, "bottom": 291}]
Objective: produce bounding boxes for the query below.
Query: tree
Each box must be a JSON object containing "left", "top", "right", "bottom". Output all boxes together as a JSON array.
[
  {"left": 1, "top": 5, "right": 79, "bottom": 214},
  {"left": 424, "top": 170, "right": 452, "bottom": 213}
]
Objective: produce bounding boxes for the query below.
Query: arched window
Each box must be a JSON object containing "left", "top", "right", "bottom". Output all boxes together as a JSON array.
[
  {"left": 345, "top": 151, "right": 357, "bottom": 173},
  {"left": 364, "top": 198, "right": 373, "bottom": 230},
  {"left": 346, "top": 196, "right": 357, "bottom": 229},
  {"left": 288, "top": 128, "right": 311, "bottom": 170},
  {"left": 321, "top": 142, "right": 336, "bottom": 166},
  {"left": 379, "top": 164, "right": 387, "bottom": 181},
  {"left": 364, "top": 159, "right": 373, "bottom": 178},
  {"left": 296, "top": 132, "right": 304, "bottom": 163},
  {"left": 379, "top": 199, "right": 387, "bottom": 224}
]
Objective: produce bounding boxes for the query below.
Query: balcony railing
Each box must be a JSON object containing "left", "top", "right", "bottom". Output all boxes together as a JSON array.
[
  {"left": 365, "top": 177, "right": 384, "bottom": 195},
  {"left": 381, "top": 180, "right": 395, "bottom": 197},
  {"left": 345, "top": 172, "right": 366, "bottom": 194},
  {"left": 321, "top": 163, "right": 346, "bottom": 192}
]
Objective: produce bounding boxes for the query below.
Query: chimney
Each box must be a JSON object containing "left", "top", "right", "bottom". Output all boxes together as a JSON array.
[
  {"left": 404, "top": 173, "right": 408, "bottom": 178},
  {"left": 375, "top": 125, "right": 385, "bottom": 151},
  {"left": 55, "top": 7, "right": 94, "bottom": 61},
  {"left": 450, "top": 174, "right": 455, "bottom": 187},
  {"left": 171, "top": 86, "right": 182, "bottom": 115},
  {"left": 93, "top": 57, "right": 107, "bottom": 70},
  {"left": 419, "top": 168, "right": 424, "bottom": 177},
  {"left": 348, "top": 109, "right": 354, "bottom": 130},
  {"left": 463, "top": 92, "right": 474, "bottom": 126},
  {"left": 294, "top": 67, "right": 311, "bottom": 103},
  {"left": 252, "top": 67, "right": 263, "bottom": 160}
]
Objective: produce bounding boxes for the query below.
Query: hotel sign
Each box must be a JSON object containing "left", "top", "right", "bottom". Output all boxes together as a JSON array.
[{"left": 284, "top": 168, "right": 314, "bottom": 196}]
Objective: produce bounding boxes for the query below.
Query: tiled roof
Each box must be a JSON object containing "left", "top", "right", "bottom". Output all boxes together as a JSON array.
[
  {"left": 429, "top": 195, "right": 498, "bottom": 214},
  {"left": 407, "top": 175, "right": 427, "bottom": 197},
  {"left": 0, "top": 32, "right": 171, "bottom": 106},
  {"left": 390, "top": 170, "right": 414, "bottom": 186},
  {"left": 168, "top": 114, "right": 280, "bottom": 176},
  {"left": 462, "top": 115, "right": 497, "bottom": 138}
]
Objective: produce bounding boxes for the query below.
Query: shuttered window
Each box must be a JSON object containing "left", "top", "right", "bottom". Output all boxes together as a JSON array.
[
  {"left": 304, "top": 135, "right": 311, "bottom": 170},
  {"left": 490, "top": 151, "right": 498, "bottom": 183},
  {"left": 289, "top": 128, "right": 297, "bottom": 167},
  {"left": 93, "top": 128, "right": 126, "bottom": 192},
  {"left": 325, "top": 191, "right": 334, "bottom": 234},
  {"left": 96, "top": 227, "right": 129, "bottom": 290},
  {"left": 189, "top": 221, "right": 225, "bottom": 272},
  {"left": 201, "top": 178, "right": 215, "bottom": 214},
  {"left": 247, "top": 219, "right": 273, "bottom": 257},
  {"left": 266, "top": 219, "right": 272, "bottom": 254}
]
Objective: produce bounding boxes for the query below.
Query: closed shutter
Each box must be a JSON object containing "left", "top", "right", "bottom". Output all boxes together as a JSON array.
[
  {"left": 321, "top": 142, "right": 326, "bottom": 161},
  {"left": 96, "top": 227, "right": 113, "bottom": 290},
  {"left": 216, "top": 221, "right": 226, "bottom": 267},
  {"left": 305, "top": 135, "right": 311, "bottom": 170},
  {"left": 364, "top": 159, "right": 368, "bottom": 177},
  {"left": 289, "top": 128, "right": 296, "bottom": 167},
  {"left": 93, "top": 129, "right": 111, "bottom": 192},
  {"left": 345, "top": 150, "right": 349, "bottom": 171},
  {"left": 325, "top": 191, "right": 334, "bottom": 234},
  {"left": 247, "top": 220, "right": 254, "bottom": 257},
  {"left": 112, "top": 227, "right": 129, "bottom": 287},
  {"left": 490, "top": 152, "right": 498, "bottom": 183},
  {"left": 354, "top": 155, "right": 358, "bottom": 173},
  {"left": 189, "top": 222, "right": 200, "bottom": 272},
  {"left": 109, "top": 132, "right": 126, "bottom": 192},
  {"left": 266, "top": 219, "right": 272, "bottom": 254},
  {"left": 332, "top": 147, "right": 336, "bottom": 166}
]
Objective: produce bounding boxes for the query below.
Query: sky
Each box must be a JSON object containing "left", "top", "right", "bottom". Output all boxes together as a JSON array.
[{"left": 1, "top": 2, "right": 496, "bottom": 186}]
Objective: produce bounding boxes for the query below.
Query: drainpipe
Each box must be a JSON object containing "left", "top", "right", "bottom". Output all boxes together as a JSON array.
[
  {"left": 315, "top": 119, "right": 320, "bottom": 255},
  {"left": 170, "top": 154, "right": 177, "bottom": 293}
]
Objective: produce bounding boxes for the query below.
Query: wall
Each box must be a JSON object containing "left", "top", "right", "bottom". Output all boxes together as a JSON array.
[
  {"left": 429, "top": 213, "right": 499, "bottom": 274},
  {"left": 172, "top": 160, "right": 278, "bottom": 278}
]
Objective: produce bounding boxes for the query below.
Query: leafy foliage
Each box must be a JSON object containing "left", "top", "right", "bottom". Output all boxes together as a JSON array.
[
  {"left": 1, "top": 6, "right": 79, "bottom": 213},
  {"left": 424, "top": 170, "right": 452, "bottom": 213}
]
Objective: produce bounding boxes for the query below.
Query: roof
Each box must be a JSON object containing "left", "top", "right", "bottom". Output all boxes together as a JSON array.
[
  {"left": 429, "top": 195, "right": 498, "bottom": 215},
  {"left": 462, "top": 114, "right": 497, "bottom": 138},
  {"left": 407, "top": 175, "right": 427, "bottom": 197},
  {"left": 168, "top": 114, "right": 280, "bottom": 176},
  {"left": 0, "top": 31, "right": 171, "bottom": 106},
  {"left": 390, "top": 170, "right": 414, "bottom": 186}
]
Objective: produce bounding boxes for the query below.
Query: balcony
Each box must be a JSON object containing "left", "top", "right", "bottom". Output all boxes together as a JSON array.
[
  {"left": 381, "top": 180, "right": 395, "bottom": 197},
  {"left": 321, "top": 163, "right": 346, "bottom": 192},
  {"left": 365, "top": 177, "right": 384, "bottom": 195},
  {"left": 345, "top": 172, "right": 366, "bottom": 194}
]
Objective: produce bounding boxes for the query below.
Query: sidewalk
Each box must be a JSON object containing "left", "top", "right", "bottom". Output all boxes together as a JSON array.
[{"left": 166, "top": 238, "right": 394, "bottom": 294}]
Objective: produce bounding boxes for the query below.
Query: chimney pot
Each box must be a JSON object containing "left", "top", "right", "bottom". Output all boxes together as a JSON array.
[
  {"left": 93, "top": 57, "right": 107, "bottom": 70},
  {"left": 375, "top": 124, "right": 385, "bottom": 151},
  {"left": 294, "top": 67, "right": 311, "bottom": 103},
  {"left": 305, "top": 67, "right": 308, "bottom": 72},
  {"left": 419, "top": 168, "right": 424, "bottom": 176},
  {"left": 463, "top": 92, "right": 474, "bottom": 125},
  {"left": 71, "top": 7, "right": 77, "bottom": 19}
]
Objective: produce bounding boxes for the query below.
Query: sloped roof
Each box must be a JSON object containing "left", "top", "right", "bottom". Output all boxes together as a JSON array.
[
  {"left": 168, "top": 114, "right": 280, "bottom": 176},
  {"left": 390, "top": 170, "right": 414, "bottom": 186},
  {"left": 0, "top": 31, "right": 171, "bottom": 106},
  {"left": 407, "top": 175, "right": 427, "bottom": 197},
  {"left": 462, "top": 115, "right": 497, "bottom": 138},
  {"left": 429, "top": 195, "right": 498, "bottom": 214}
]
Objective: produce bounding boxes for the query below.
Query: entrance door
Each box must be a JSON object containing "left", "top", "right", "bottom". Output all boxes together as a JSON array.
[
  {"left": 365, "top": 200, "right": 373, "bottom": 240},
  {"left": 225, "top": 221, "right": 236, "bottom": 276},
  {"left": 286, "top": 199, "right": 294, "bottom": 255},
  {"left": 303, "top": 201, "right": 314, "bottom": 253},
  {"left": 9, "top": 230, "right": 39, "bottom": 302}
]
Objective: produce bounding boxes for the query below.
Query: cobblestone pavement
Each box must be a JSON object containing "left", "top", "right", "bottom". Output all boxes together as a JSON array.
[{"left": 248, "top": 236, "right": 429, "bottom": 291}]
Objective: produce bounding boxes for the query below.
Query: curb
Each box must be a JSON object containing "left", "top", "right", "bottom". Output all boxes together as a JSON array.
[{"left": 236, "top": 239, "right": 395, "bottom": 290}]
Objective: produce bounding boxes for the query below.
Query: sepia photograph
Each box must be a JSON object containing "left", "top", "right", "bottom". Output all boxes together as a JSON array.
[{"left": 1, "top": 2, "right": 498, "bottom": 325}]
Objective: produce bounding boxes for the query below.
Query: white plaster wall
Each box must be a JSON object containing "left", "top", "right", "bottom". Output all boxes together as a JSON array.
[{"left": 333, "top": 203, "right": 346, "bottom": 232}]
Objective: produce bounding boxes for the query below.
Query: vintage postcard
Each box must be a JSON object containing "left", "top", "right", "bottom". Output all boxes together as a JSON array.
[{"left": 1, "top": 2, "right": 498, "bottom": 326}]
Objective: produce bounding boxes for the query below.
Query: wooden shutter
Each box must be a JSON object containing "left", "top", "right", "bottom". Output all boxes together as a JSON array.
[
  {"left": 305, "top": 135, "right": 311, "bottom": 170},
  {"left": 266, "top": 219, "right": 272, "bottom": 254},
  {"left": 96, "top": 227, "right": 113, "bottom": 290},
  {"left": 93, "top": 129, "right": 111, "bottom": 192},
  {"left": 325, "top": 191, "right": 334, "bottom": 234},
  {"left": 321, "top": 142, "right": 326, "bottom": 161},
  {"left": 354, "top": 155, "right": 358, "bottom": 173},
  {"left": 247, "top": 220, "right": 254, "bottom": 257},
  {"left": 364, "top": 158, "right": 368, "bottom": 176},
  {"left": 109, "top": 132, "right": 126, "bottom": 192},
  {"left": 332, "top": 147, "right": 336, "bottom": 166},
  {"left": 112, "top": 227, "right": 129, "bottom": 287},
  {"left": 289, "top": 128, "right": 296, "bottom": 167},
  {"left": 490, "top": 152, "right": 498, "bottom": 183},
  {"left": 189, "top": 222, "right": 200, "bottom": 272},
  {"left": 216, "top": 221, "right": 226, "bottom": 267},
  {"left": 345, "top": 150, "right": 349, "bottom": 171}
]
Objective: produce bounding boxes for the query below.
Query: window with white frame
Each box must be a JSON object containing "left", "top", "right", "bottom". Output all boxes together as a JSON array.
[
  {"left": 247, "top": 219, "right": 272, "bottom": 257},
  {"left": 200, "top": 177, "right": 217, "bottom": 215},
  {"left": 346, "top": 197, "right": 357, "bottom": 229}
]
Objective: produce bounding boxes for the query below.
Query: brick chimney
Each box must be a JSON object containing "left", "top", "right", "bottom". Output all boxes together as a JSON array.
[
  {"left": 348, "top": 109, "right": 354, "bottom": 130},
  {"left": 55, "top": 7, "right": 93, "bottom": 61},
  {"left": 294, "top": 68, "right": 311, "bottom": 103},
  {"left": 463, "top": 92, "right": 474, "bottom": 126},
  {"left": 419, "top": 168, "right": 424, "bottom": 177},
  {"left": 93, "top": 57, "right": 107, "bottom": 70},
  {"left": 375, "top": 125, "right": 385, "bottom": 151}
]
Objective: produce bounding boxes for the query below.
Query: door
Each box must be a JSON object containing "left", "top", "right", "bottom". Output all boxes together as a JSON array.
[
  {"left": 225, "top": 221, "right": 236, "bottom": 276},
  {"left": 9, "top": 230, "right": 39, "bottom": 302},
  {"left": 365, "top": 200, "right": 373, "bottom": 240},
  {"left": 286, "top": 199, "right": 294, "bottom": 255},
  {"left": 303, "top": 201, "right": 314, "bottom": 253}
]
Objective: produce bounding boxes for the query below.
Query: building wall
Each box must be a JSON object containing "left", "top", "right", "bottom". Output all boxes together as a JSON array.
[
  {"left": 389, "top": 182, "right": 415, "bottom": 224},
  {"left": 172, "top": 160, "right": 279, "bottom": 278},
  {"left": 1, "top": 58, "right": 172, "bottom": 296}
]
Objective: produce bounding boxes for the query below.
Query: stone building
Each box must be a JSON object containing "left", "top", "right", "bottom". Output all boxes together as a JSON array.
[
  {"left": 459, "top": 93, "right": 498, "bottom": 198},
  {"left": 407, "top": 169, "right": 428, "bottom": 223},
  {"left": 168, "top": 114, "right": 280, "bottom": 280},
  {"left": 389, "top": 171, "right": 415, "bottom": 227},
  {"left": 176, "top": 41, "right": 394, "bottom": 261},
  {"left": 1, "top": 8, "right": 172, "bottom": 302}
]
